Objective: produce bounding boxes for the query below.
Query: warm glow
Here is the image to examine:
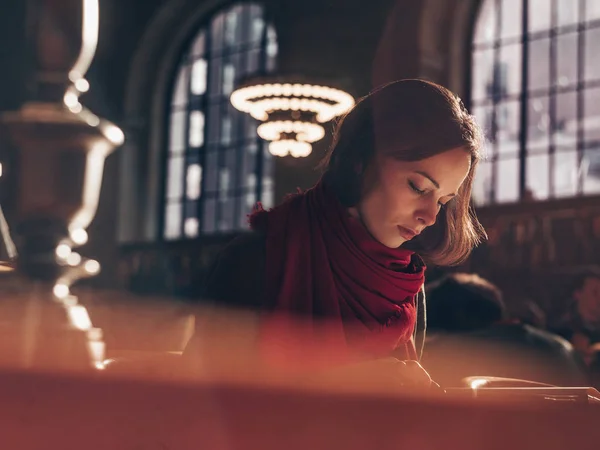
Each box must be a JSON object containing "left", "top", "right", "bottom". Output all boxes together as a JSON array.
[
  {"left": 63, "top": 91, "right": 79, "bottom": 108},
  {"left": 67, "top": 304, "right": 93, "bottom": 331},
  {"left": 230, "top": 83, "right": 355, "bottom": 123},
  {"left": 470, "top": 378, "right": 489, "bottom": 390},
  {"left": 75, "top": 78, "right": 90, "bottom": 93},
  {"left": 69, "top": 102, "right": 83, "bottom": 114},
  {"left": 231, "top": 81, "right": 354, "bottom": 157},
  {"left": 53, "top": 283, "right": 70, "bottom": 299},
  {"left": 269, "top": 140, "right": 312, "bottom": 158},
  {"left": 84, "top": 112, "right": 101, "bottom": 127},
  {"left": 69, "top": 0, "right": 99, "bottom": 82},
  {"left": 55, "top": 244, "right": 72, "bottom": 260},
  {"left": 102, "top": 123, "right": 125, "bottom": 145},
  {"left": 70, "top": 228, "right": 88, "bottom": 245},
  {"left": 257, "top": 120, "right": 325, "bottom": 143},
  {"left": 70, "top": 140, "right": 118, "bottom": 232},
  {"left": 67, "top": 252, "right": 82, "bottom": 267},
  {"left": 84, "top": 259, "right": 101, "bottom": 274}
]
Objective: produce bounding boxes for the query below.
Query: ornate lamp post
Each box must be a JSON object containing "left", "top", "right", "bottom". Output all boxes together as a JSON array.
[{"left": 0, "top": 0, "right": 123, "bottom": 371}]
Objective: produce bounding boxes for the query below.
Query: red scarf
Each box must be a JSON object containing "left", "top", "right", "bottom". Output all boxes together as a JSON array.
[{"left": 250, "top": 181, "right": 425, "bottom": 369}]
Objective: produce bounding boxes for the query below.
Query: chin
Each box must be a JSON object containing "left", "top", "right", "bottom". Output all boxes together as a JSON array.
[{"left": 377, "top": 236, "right": 406, "bottom": 249}]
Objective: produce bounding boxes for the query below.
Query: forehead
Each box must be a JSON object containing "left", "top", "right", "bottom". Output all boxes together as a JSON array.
[{"left": 403, "top": 148, "right": 471, "bottom": 188}]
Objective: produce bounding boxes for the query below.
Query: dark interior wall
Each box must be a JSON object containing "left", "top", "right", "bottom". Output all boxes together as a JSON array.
[
  {"left": 0, "top": 0, "right": 425, "bottom": 287},
  {"left": 0, "top": 0, "right": 472, "bottom": 290}
]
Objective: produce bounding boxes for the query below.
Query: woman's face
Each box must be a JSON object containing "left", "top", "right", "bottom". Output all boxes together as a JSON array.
[{"left": 350, "top": 147, "right": 471, "bottom": 248}]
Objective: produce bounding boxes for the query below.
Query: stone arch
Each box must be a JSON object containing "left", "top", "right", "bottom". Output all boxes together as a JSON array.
[
  {"left": 118, "top": 0, "right": 276, "bottom": 242},
  {"left": 417, "top": 0, "right": 481, "bottom": 98}
]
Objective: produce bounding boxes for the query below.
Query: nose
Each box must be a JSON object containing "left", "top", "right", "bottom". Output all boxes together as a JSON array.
[{"left": 415, "top": 201, "right": 438, "bottom": 228}]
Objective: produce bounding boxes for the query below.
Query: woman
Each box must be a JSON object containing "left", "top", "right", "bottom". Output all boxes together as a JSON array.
[{"left": 187, "top": 79, "right": 486, "bottom": 384}]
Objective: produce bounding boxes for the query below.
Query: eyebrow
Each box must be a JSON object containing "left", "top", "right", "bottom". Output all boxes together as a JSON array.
[{"left": 414, "top": 171, "right": 457, "bottom": 197}]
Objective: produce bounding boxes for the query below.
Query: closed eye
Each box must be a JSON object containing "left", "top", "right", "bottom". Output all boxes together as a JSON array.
[
  {"left": 408, "top": 180, "right": 425, "bottom": 195},
  {"left": 410, "top": 180, "right": 450, "bottom": 209}
]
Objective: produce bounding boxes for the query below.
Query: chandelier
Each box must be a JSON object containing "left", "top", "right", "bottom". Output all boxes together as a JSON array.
[{"left": 230, "top": 78, "right": 355, "bottom": 157}]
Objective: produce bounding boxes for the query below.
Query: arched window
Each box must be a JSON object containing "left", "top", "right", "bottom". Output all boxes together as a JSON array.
[
  {"left": 471, "top": 0, "right": 600, "bottom": 205},
  {"left": 163, "top": 3, "right": 277, "bottom": 240}
]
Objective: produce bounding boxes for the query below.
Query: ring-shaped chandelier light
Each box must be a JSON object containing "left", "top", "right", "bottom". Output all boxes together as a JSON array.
[{"left": 231, "top": 80, "right": 355, "bottom": 157}]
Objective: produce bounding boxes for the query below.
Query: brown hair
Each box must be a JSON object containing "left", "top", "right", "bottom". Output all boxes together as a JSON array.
[{"left": 320, "top": 79, "right": 487, "bottom": 266}]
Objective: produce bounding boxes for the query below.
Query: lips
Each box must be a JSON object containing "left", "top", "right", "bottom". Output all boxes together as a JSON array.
[{"left": 397, "top": 225, "right": 419, "bottom": 240}]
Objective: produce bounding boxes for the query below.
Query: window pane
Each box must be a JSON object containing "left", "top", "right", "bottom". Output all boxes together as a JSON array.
[
  {"left": 586, "top": 0, "right": 600, "bottom": 22},
  {"left": 585, "top": 28, "right": 600, "bottom": 82},
  {"left": 211, "top": 12, "right": 225, "bottom": 53},
  {"left": 528, "top": 96, "right": 550, "bottom": 150},
  {"left": 248, "top": 4, "right": 265, "bottom": 43},
  {"left": 554, "top": 151, "right": 579, "bottom": 197},
  {"left": 191, "top": 32, "right": 205, "bottom": 58},
  {"left": 554, "top": 91, "right": 578, "bottom": 149},
  {"left": 474, "top": 0, "right": 497, "bottom": 45},
  {"left": 472, "top": 103, "right": 494, "bottom": 149},
  {"left": 222, "top": 62, "right": 236, "bottom": 95},
  {"left": 500, "top": 0, "right": 522, "bottom": 40},
  {"left": 204, "top": 151, "right": 219, "bottom": 193},
  {"left": 190, "top": 59, "right": 207, "bottom": 95},
  {"left": 557, "top": 0, "right": 579, "bottom": 27},
  {"left": 209, "top": 58, "right": 223, "bottom": 97},
  {"left": 556, "top": 32, "right": 578, "bottom": 87},
  {"left": 218, "top": 198, "right": 235, "bottom": 232},
  {"left": 166, "top": 155, "right": 184, "bottom": 200},
  {"left": 220, "top": 116, "right": 232, "bottom": 146},
  {"left": 206, "top": 104, "right": 220, "bottom": 144},
  {"left": 472, "top": 49, "right": 495, "bottom": 102},
  {"left": 219, "top": 167, "right": 231, "bottom": 197},
  {"left": 495, "top": 100, "right": 521, "bottom": 156},
  {"left": 185, "top": 200, "right": 198, "bottom": 220},
  {"left": 164, "top": 202, "right": 182, "bottom": 240},
  {"left": 262, "top": 176, "right": 275, "bottom": 209},
  {"left": 262, "top": 141, "right": 274, "bottom": 175},
  {"left": 171, "top": 66, "right": 189, "bottom": 107},
  {"left": 526, "top": 152, "right": 549, "bottom": 200},
  {"left": 245, "top": 113, "right": 259, "bottom": 139},
  {"left": 202, "top": 199, "right": 216, "bottom": 234},
  {"left": 224, "top": 6, "right": 241, "bottom": 48},
  {"left": 584, "top": 87, "right": 600, "bottom": 142},
  {"left": 266, "top": 30, "right": 278, "bottom": 73},
  {"left": 186, "top": 163, "right": 202, "bottom": 200},
  {"left": 472, "top": 160, "right": 493, "bottom": 206},
  {"left": 224, "top": 148, "right": 238, "bottom": 188},
  {"left": 529, "top": 0, "right": 551, "bottom": 33},
  {"left": 499, "top": 43, "right": 522, "bottom": 97},
  {"left": 241, "top": 145, "right": 257, "bottom": 187},
  {"left": 496, "top": 158, "right": 520, "bottom": 203},
  {"left": 184, "top": 217, "right": 199, "bottom": 238},
  {"left": 583, "top": 146, "right": 600, "bottom": 194},
  {"left": 169, "top": 110, "right": 186, "bottom": 153},
  {"left": 245, "top": 48, "right": 261, "bottom": 75},
  {"left": 189, "top": 111, "right": 205, "bottom": 148},
  {"left": 528, "top": 38, "right": 550, "bottom": 92},
  {"left": 239, "top": 194, "right": 253, "bottom": 229}
]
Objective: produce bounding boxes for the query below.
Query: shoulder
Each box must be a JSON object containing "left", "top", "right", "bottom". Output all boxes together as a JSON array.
[
  {"left": 204, "top": 231, "right": 266, "bottom": 308},
  {"left": 216, "top": 232, "right": 266, "bottom": 263}
]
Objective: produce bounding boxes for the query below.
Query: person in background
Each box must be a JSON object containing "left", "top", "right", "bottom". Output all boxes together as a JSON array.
[
  {"left": 421, "top": 273, "right": 588, "bottom": 387},
  {"left": 551, "top": 267, "right": 600, "bottom": 365},
  {"left": 185, "top": 79, "right": 487, "bottom": 387}
]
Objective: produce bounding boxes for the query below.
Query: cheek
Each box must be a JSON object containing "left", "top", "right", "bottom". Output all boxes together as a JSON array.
[{"left": 372, "top": 170, "right": 412, "bottom": 218}]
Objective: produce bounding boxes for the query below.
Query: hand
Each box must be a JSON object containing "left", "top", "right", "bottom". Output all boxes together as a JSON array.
[{"left": 317, "top": 357, "right": 438, "bottom": 391}]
